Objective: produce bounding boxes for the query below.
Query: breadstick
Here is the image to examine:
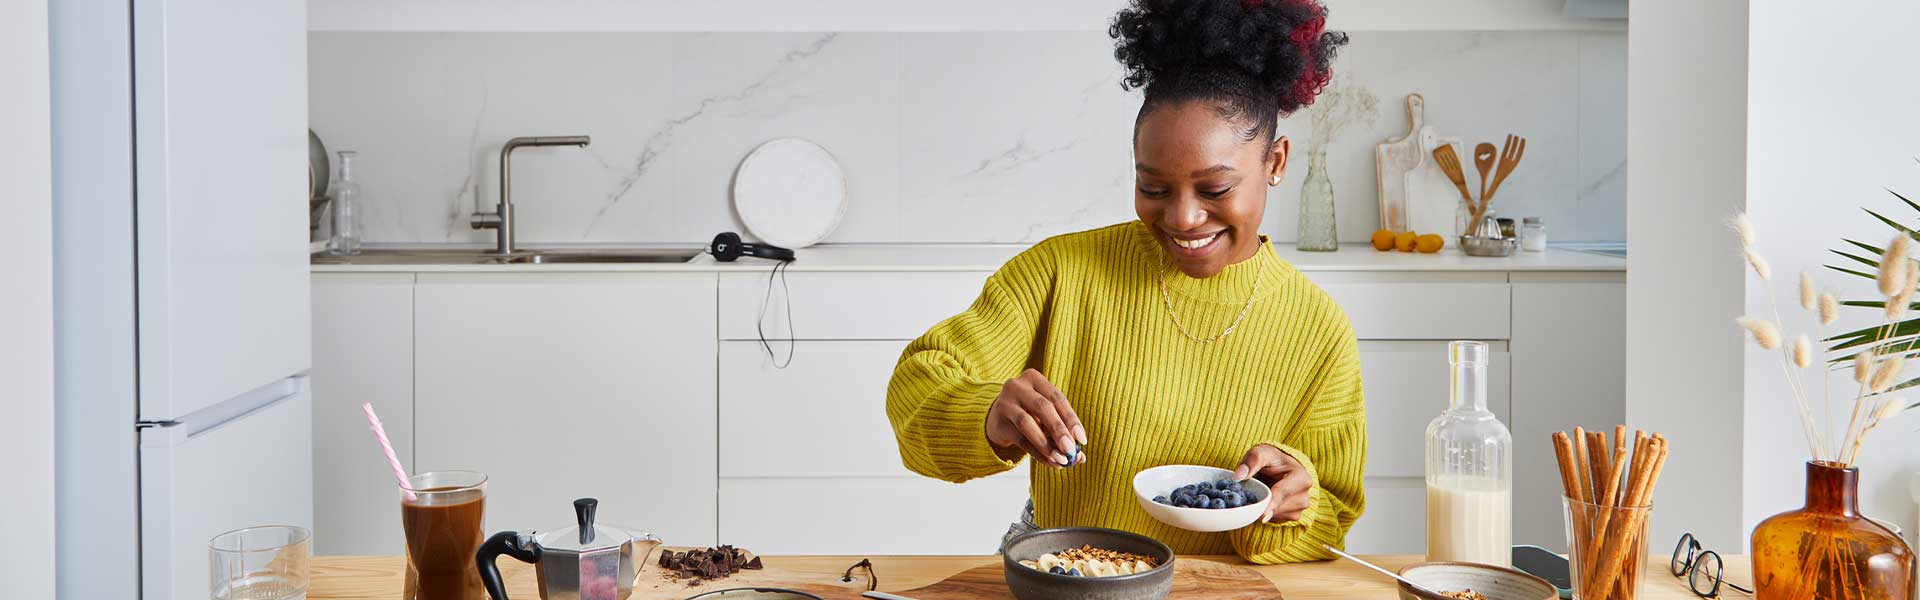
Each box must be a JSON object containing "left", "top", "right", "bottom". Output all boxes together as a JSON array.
[
  {"left": 1552, "top": 432, "right": 1583, "bottom": 502},
  {"left": 1587, "top": 432, "right": 1609, "bottom": 507},
  {"left": 1574, "top": 427, "right": 1594, "bottom": 504}
]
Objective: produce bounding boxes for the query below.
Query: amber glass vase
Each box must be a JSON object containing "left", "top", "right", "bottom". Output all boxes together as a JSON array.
[{"left": 1751, "top": 461, "right": 1914, "bottom": 600}]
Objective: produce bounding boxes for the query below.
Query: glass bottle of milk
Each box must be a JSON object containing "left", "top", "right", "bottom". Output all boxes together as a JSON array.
[{"left": 1425, "top": 340, "right": 1513, "bottom": 566}]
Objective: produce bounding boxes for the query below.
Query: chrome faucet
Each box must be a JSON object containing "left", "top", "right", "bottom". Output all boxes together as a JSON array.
[{"left": 472, "top": 135, "right": 591, "bottom": 254}]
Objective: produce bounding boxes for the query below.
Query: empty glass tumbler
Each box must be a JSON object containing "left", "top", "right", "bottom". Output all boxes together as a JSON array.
[{"left": 209, "top": 525, "right": 311, "bottom": 600}]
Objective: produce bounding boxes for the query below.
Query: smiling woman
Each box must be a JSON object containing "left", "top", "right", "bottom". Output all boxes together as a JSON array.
[{"left": 883, "top": 0, "right": 1365, "bottom": 565}]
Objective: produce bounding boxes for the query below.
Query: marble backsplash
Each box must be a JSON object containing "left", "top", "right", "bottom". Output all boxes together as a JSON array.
[{"left": 308, "top": 30, "right": 1624, "bottom": 245}]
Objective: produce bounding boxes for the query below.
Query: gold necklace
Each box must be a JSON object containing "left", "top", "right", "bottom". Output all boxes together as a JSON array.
[{"left": 1158, "top": 256, "right": 1263, "bottom": 343}]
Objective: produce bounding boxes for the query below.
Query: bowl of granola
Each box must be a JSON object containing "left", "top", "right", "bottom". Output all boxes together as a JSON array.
[
  {"left": 1002, "top": 527, "right": 1174, "bottom": 600},
  {"left": 1395, "top": 562, "right": 1557, "bottom": 600}
]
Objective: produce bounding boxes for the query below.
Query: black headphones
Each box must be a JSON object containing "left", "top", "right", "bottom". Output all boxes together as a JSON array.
[{"left": 709, "top": 232, "right": 795, "bottom": 262}]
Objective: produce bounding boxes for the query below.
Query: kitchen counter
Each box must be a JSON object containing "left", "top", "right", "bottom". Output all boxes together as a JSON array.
[
  {"left": 309, "top": 553, "right": 1741, "bottom": 599},
  {"left": 310, "top": 243, "right": 1626, "bottom": 273}
]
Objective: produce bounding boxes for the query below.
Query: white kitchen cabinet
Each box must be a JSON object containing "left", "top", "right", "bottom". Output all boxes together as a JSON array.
[
  {"left": 310, "top": 273, "right": 415, "bottom": 555},
  {"left": 719, "top": 271, "right": 988, "bottom": 341},
  {"left": 413, "top": 273, "right": 719, "bottom": 546},
  {"left": 720, "top": 474, "right": 1029, "bottom": 555},
  {"left": 720, "top": 340, "right": 912, "bottom": 478},
  {"left": 1509, "top": 274, "right": 1626, "bottom": 553},
  {"left": 1359, "top": 342, "right": 1513, "bottom": 478},
  {"left": 1344, "top": 478, "right": 1425, "bottom": 555}
]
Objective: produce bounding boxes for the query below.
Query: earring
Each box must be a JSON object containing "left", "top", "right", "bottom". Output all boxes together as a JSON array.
[{"left": 1270, "top": 176, "right": 1281, "bottom": 185}]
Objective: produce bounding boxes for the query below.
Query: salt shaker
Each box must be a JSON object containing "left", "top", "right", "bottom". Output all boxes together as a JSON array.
[{"left": 1520, "top": 217, "right": 1547, "bottom": 252}]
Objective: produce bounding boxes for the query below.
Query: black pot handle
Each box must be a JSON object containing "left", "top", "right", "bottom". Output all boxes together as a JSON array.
[{"left": 476, "top": 531, "right": 540, "bottom": 600}]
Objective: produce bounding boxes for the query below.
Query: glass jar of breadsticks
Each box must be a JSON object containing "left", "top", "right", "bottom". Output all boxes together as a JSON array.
[{"left": 1554, "top": 427, "right": 1670, "bottom": 600}]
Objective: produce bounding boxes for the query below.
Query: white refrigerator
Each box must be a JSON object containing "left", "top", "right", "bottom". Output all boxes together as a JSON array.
[{"left": 52, "top": 0, "right": 313, "bottom": 598}]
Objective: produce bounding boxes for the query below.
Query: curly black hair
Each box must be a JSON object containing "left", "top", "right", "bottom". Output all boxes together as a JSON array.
[{"left": 1111, "top": 0, "right": 1347, "bottom": 147}]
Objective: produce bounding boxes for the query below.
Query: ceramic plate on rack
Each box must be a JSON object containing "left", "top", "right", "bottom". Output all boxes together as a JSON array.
[{"left": 732, "top": 138, "right": 847, "bottom": 249}]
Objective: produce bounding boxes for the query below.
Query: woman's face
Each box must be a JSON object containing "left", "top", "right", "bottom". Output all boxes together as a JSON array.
[{"left": 1133, "top": 101, "right": 1288, "bottom": 279}]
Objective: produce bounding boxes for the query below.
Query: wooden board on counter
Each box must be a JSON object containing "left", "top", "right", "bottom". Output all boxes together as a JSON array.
[
  {"left": 311, "top": 553, "right": 1744, "bottom": 600},
  {"left": 892, "top": 559, "right": 1278, "bottom": 599}
]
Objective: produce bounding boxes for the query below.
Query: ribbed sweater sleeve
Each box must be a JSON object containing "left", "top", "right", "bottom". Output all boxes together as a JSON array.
[
  {"left": 885, "top": 247, "right": 1054, "bottom": 483},
  {"left": 1230, "top": 326, "right": 1368, "bottom": 564}
]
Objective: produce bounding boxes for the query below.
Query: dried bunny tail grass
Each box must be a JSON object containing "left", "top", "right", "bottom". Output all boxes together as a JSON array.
[
  {"left": 1873, "top": 396, "right": 1907, "bottom": 422},
  {"left": 1793, "top": 335, "right": 1813, "bottom": 368},
  {"left": 1878, "top": 235, "right": 1912, "bottom": 297},
  {"left": 1855, "top": 350, "right": 1876, "bottom": 384},
  {"left": 1820, "top": 292, "right": 1840, "bottom": 326},
  {"left": 1800, "top": 272, "right": 1817, "bottom": 310},
  {"left": 1737, "top": 317, "right": 1783, "bottom": 350},
  {"left": 1731, "top": 213, "right": 1759, "bottom": 248},
  {"left": 1744, "top": 248, "right": 1773, "bottom": 281},
  {"left": 1892, "top": 267, "right": 1920, "bottom": 321},
  {"left": 1871, "top": 354, "right": 1907, "bottom": 393}
]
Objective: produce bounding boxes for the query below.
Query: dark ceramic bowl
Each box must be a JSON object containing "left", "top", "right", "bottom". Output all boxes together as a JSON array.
[{"left": 1001, "top": 527, "right": 1175, "bottom": 600}]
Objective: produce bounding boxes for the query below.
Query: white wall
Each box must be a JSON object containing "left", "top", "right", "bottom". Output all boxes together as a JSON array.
[
  {"left": 0, "top": 0, "right": 57, "bottom": 595},
  {"left": 1746, "top": 2, "right": 1920, "bottom": 550},
  {"left": 308, "top": 0, "right": 1623, "bottom": 32},
  {"left": 1624, "top": 0, "right": 1748, "bottom": 551},
  {"left": 309, "top": 30, "right": 1627, "bottom": 246}
]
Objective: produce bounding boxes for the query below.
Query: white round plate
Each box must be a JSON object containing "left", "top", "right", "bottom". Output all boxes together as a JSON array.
[
  {"left": 1132, "top": 465, "right": 1272, "bottom": 533},
  {"left": 732, "top": 138, "right": 847, "bottom": 249}
]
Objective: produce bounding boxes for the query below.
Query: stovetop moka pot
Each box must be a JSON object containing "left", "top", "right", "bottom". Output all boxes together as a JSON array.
[{"left": 477, "top": 498, "right": 655, "bottom": 600}]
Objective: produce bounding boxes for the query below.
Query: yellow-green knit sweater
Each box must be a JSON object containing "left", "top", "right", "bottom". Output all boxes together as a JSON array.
[{"left": 885, "top": 221, "right": 1366, "bottom": 564}]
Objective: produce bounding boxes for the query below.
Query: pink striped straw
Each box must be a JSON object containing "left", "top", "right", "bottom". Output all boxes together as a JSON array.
[{"left": 362, "top": 403, "right": 417, "bottom": 501}]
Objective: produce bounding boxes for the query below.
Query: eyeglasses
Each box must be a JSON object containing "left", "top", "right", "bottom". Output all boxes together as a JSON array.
[
  {"left": 1670, "top": 533, "right": 1753, "bottom": 598},
  {"left": 841, "top": 558, "right": 878, "bottom": 592}
]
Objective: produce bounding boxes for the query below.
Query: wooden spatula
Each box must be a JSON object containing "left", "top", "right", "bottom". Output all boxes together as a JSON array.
[{"left": 1430, "top": 144, "right": 1475, "bottom": 209}]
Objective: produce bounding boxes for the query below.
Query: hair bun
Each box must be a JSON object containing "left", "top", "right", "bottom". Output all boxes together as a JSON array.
[{"left": 1111, "top": 0, "right": 1346, "bottom": 115}]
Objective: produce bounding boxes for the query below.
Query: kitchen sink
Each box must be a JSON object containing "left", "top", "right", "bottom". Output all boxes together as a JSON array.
[
  {"left": 310, "top": 248, "right": 703, "bottom": 265},
  {"left": 500, "top": 251, "right": 701, "bottom": 264}
]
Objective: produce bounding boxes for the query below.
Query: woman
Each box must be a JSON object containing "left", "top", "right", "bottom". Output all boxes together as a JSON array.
[{"left": 885, "top": 0, "right": 1360, "bottom": 564}]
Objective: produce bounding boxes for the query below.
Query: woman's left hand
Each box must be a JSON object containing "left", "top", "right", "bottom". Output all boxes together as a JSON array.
[{"left": 1233, "top": 444, "right": 1314, "bottom": 524}]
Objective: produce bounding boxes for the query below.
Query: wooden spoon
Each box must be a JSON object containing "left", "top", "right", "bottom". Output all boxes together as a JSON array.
[
  {"left": 1473, "top": 142, "right": 1497, "bottom": 212},
  {"left": 1471, "top": 135, "right": 1527, "bottom": 228}
]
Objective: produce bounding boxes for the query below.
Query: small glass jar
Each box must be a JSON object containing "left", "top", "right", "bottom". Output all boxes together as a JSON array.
[{"left": 1520, "top": 217, "right": 1547, "bottom": 252}]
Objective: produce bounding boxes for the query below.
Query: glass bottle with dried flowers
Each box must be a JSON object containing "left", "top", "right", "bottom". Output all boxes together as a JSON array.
[{"left": 1732, "top": 213, "right": 1915, "bottom": 600}]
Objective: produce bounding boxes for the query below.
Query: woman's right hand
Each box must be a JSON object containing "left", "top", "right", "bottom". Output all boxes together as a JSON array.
[{"left": 986, "top": 368, "right": 1089, "bottom": 467}]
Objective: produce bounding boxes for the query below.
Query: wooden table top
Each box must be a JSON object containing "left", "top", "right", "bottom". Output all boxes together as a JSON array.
[{"left": 312, "top": 553, "right": 1749, "bottom": 599}]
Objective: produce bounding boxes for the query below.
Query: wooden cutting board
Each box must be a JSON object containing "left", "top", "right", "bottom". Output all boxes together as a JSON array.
[
  {"left": 889, "top": 559, "right": 1281, "bottom": 600},
  {"left": 631, "top": 545, "right": 1278, "bottom": 600}
]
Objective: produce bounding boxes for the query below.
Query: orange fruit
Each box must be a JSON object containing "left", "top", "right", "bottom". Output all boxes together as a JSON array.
[
  {"left": 1371, "top": 229, "right": 1395, "bottom": 251},
  {"left": 1394, "top": 231, "right": 1417, "bottom": 252},
  {"left": 1416, "top": 233, "right": 1445, "bottom": 253}
]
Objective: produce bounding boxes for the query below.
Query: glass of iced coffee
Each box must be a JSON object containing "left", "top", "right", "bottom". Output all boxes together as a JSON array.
[{"left": 401, "top": 470, "right": 487, "bottom": 600}]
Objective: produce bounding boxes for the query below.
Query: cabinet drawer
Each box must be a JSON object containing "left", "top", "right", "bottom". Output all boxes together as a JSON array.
[
  {"left": 719, "top": 475, "right": 1028, "bottom": 555},
  {"left": 719, "top": 272, "right": 989, "bottom": 341},
  {"left": 720, "top": 340, "right": 914, "bottom": 478},
  {"left": 1316, "top": 277, "right": 1511, "bottom": 340},
  {"left": 1360, "top": 343, "right": 1510, "bottom": 478},
  {"left": 1343, "top": 477, "right": 1424, "bottom": 554}
]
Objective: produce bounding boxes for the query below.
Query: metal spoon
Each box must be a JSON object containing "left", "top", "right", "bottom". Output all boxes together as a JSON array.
[{"left": 1320, "top": 545, "right": 1450, "bottom": 600}]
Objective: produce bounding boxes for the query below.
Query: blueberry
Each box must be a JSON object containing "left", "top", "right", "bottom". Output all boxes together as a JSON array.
[
  {"left": 1211, "top": 498, "right": 1227, "bottom": 509},
  {"left": 1153, "top": 495, "right": 1169, "bottom": 505},
  {"left": 1067, "top": 568, "right": 1081, "bottom": 577},
  {"left": 1050, "top": 566, "right": 1065, "bottom": 574},
  {"left": 1215, "top": 480, "right": 1233, "bottom": 490}
]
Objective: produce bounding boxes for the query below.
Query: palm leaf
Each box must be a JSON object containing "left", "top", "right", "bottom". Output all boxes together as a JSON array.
[
  {"left": 1844, "top": 239, "right": 1887, "bottom": 257},
  {"left": 1827, "top": 265, "right": 1878, "bottom": 280},
  {"left": 1830, "top": 250, "right": 1882, "bottom": 269},
  {"left": 1887, "top": 187, "right": 1920, "bottom": 214},
  {"left": 1861, "top": 207, "right": 1920, "bottom": 238}
]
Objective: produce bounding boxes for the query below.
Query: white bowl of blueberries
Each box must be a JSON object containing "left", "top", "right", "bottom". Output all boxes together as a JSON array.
[{"left": 1131, "top": 465, "right": 1273, "bottom": 532}]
